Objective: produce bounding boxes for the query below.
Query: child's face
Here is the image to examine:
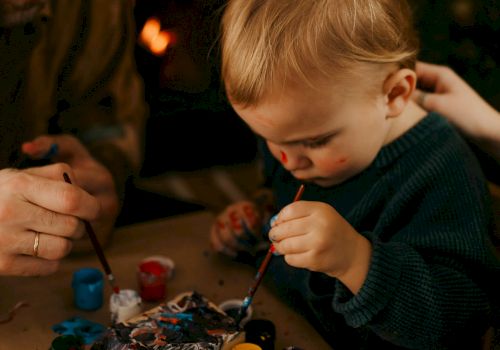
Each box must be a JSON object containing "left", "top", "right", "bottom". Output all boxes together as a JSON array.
[{"left": 232, "top": 81, "right": 395, "bottom": 187}]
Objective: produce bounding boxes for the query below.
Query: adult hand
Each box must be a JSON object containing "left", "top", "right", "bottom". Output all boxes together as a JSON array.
[
  {"left": 269, "top": 201, "right": 372, "bottom": 294},
  {"left": 413, "top": 61, "right": 500, "bottom": 146},
  {"left": 0, "top": 165, "right": 100, "bottom": 276},
  {"left": 210, "top": 200, "right": 264, "bottom": 258},
  {"left": 22, "top": 134, "right": 120, "bottom": 253}
]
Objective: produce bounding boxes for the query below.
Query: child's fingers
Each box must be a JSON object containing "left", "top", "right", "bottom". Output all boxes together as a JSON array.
[
  {"left": 283, "top": 251, "right": 311, "bottom": 270},
  {"left": 237, "top": 202, "right": 260, "bottom": 229},
  {"left": 268, "top": 216, "right": 308, "bottom": 243},
  {"left": 213, "top": 219, "right": 240, "bottom": 251},
  {"left": 272, "top": 201, "right": 311, "bottom": 226},
  {"left": 209, "top": 224, "right": 237, "bottom": 258},
  {"left": 273, "top": 235, "right": 309, "bottom": 256}
]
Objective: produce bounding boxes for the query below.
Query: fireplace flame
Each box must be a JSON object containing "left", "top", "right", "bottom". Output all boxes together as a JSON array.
[{"left": 139, "top": 17, "right": 170, "bottom": 56}]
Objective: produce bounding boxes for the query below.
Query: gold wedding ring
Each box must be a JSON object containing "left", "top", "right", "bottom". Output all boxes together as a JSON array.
[{"left": 33, "top": 232, "right": 40, "bottom": 258}]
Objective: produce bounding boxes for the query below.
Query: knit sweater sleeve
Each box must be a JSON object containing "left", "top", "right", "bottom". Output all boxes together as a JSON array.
[{"left": 332, "top": 138, "right": 499, "bottom": 348}]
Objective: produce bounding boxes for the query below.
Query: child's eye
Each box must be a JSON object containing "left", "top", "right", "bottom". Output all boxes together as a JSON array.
[{"left": 303, "top": 136, "right": 332, "bottom": 149}]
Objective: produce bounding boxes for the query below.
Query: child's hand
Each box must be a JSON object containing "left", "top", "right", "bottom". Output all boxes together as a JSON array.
[
  {"left": 269, "top": 201, "right": 372, "bottom": 293},
  {"left": 210, "top": 201, "right": 264, "bottom": 258}
]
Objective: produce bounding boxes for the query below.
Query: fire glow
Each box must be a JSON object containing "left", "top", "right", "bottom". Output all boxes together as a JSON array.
[{"left": 139, "top": 17, "right": 171, "bottom": 56}]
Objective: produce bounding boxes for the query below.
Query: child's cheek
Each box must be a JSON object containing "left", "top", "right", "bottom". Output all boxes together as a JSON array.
[{"left": 316, "top": 156, "right": 348, "bottom": 173}]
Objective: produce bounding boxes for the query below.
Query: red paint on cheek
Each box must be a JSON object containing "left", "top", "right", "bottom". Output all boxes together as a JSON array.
[
  {"left": 280, "top": 151, "right": 288, "bottom": 164},
  {"left": 315, "top": 156, "right": 348, "bottom": 173}
]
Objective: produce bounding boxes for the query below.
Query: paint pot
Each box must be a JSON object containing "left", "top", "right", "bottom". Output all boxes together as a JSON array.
[
  {"left": 137, "top": 256, "right": 175, "bottom": 302},
  {"left": 218, "top": 299, "right": 253, "bottom": 327},
  {"left": 49, "top": 334, "right": 84, "bottom": 350},
  {"left": 232, "top": 343, "right": 262, "bottom": 350},
  {"left": 109, "top": 289, "right": 142, "bottom": 324},
  {"left": 72, "top": 268, "right": 103, "bottom": 311},
  {"left": 244, "top": 319, "right": 276, "bottom": 350}
]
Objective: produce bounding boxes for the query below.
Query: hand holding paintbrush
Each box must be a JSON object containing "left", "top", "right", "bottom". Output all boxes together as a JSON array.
[
  {"left": 63, "top": 172, "right": 120, "bottom": 294},
  {"left": 235, "top": 184, "right": 305, "bottom": 325}
]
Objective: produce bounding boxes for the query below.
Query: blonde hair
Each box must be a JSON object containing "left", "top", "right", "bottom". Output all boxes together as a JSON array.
[{"left": 221, "top": 0, "right": 419, "bottom": 105}]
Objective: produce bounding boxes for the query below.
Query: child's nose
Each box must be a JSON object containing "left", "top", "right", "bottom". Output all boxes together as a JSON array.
[{"left": 283, "top": 151, "right": 311, "bottom": 171}]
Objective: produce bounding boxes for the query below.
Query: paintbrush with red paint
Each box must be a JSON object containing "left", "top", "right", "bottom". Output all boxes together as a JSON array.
[
  {"left": 63, "top": 172, "right": 120, "bottom": 294},
  {"left": 235, "top": 184, "right": 305, "bottom": 325}
]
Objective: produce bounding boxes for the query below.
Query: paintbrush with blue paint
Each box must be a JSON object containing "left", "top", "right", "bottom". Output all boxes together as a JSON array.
[{"left": 235, "top": 183, "right": 305, "bottom": 325}]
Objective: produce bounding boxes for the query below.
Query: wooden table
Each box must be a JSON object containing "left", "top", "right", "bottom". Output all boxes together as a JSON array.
[{"left": 0, "top": 211, "right": 330, "bottom": 349}]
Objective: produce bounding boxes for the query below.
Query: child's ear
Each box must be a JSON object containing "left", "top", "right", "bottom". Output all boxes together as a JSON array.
[{"left": 383, "top": 68, "right": 416, "bottom": 118}]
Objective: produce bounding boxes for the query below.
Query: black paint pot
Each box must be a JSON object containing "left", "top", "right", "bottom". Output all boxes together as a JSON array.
[{"left": 244, "top": 319, "right": 276, "bottom": 350}]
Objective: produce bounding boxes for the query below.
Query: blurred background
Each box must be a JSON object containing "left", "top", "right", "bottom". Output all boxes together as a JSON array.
[{"left": 119, "top": 0, "right": 500, "bottom": 224}]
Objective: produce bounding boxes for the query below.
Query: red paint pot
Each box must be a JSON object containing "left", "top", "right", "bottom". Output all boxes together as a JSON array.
[{"left": 137, "top": 256, "right": 175, "bottom": 302}]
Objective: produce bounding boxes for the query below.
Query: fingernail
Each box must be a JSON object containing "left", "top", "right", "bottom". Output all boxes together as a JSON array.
[
  {"left": 270, "top": 244, "right": 281, "bottom": 256},
  {"left": 269, "top": 214, "right": 278, "bottom": 227}
]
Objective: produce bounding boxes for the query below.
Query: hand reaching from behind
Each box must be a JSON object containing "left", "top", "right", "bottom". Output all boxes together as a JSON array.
[
  {"left": 22, "top": 135, "right": 120, "bottom": 252},
  {"left": 269, "top": 201, "right": 372, "bottom": 294},
  {"left": 414, "top": 62, "right": 500, "bottom": 155},
  {"left": 210, "top": 200, "right": 265, "bottom": 258}
]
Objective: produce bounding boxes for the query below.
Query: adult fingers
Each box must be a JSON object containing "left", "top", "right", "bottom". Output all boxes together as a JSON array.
[
  {"left": 22, "top": 134, "right": 90, "bottom": 162},
  {"left": 415, "top": 61, "right": 442, "bottom": 89},
  {"left": 72, "top": 164, "right": 115, "bottom": 195},
  {"left": 413, "top": 88, "right": 443, "bottom": 115},
  {"left": 0, "top": 254, "right": 60, "bottom": 276},
  {"left": 0, "top": 231, "right": 73, "bottom": 260},
  {"left": 11, "top": 168, "right": 100, "bottom": 221},
  {"left": 18, "top": 200, "right": 85, "bottom": 239},
  {"left": 416, "top": 61, "right": 461, "bottom": 94}
]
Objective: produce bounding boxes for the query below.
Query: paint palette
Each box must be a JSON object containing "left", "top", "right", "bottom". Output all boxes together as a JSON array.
[{"left": 91, "top": 291, "right": 244, "bottom": 350}]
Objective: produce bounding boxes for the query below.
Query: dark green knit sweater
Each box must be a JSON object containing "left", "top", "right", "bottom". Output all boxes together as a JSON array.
[{"left": 260, "top": 113, "right": 500, "bottom": 349}]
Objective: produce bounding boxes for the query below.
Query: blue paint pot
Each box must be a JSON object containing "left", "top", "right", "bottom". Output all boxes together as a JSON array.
[{"left": 72, "top": 268, "right": 103, "bottom": 311}]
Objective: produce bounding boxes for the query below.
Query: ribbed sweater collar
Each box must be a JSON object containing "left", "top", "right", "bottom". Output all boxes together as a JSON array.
[{"left": 373, "top": 112, "right": 447, "bottom": 169}]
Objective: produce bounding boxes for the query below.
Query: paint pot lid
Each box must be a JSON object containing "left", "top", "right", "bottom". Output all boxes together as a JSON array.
[
  {"left": 141, "top": 255, "right": 175, "bottom": 279},
  {"left": 139, "top": 261, "right": 167, "bottom": 275},
  {"left": 110, "top": 289, "right": 142, "bottom": 308}
]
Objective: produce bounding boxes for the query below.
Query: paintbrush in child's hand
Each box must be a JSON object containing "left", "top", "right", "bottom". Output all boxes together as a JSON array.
[
  {"left": 63, "top": 172, "right": 120, "bottom": 294},
  {"left": 234, "top": 184, "right": 305, "bottom": 325}
]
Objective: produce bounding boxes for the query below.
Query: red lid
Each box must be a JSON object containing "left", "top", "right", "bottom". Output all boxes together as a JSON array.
[{"left": 139, "top": 261, "right": 167, "bottom": 275}]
